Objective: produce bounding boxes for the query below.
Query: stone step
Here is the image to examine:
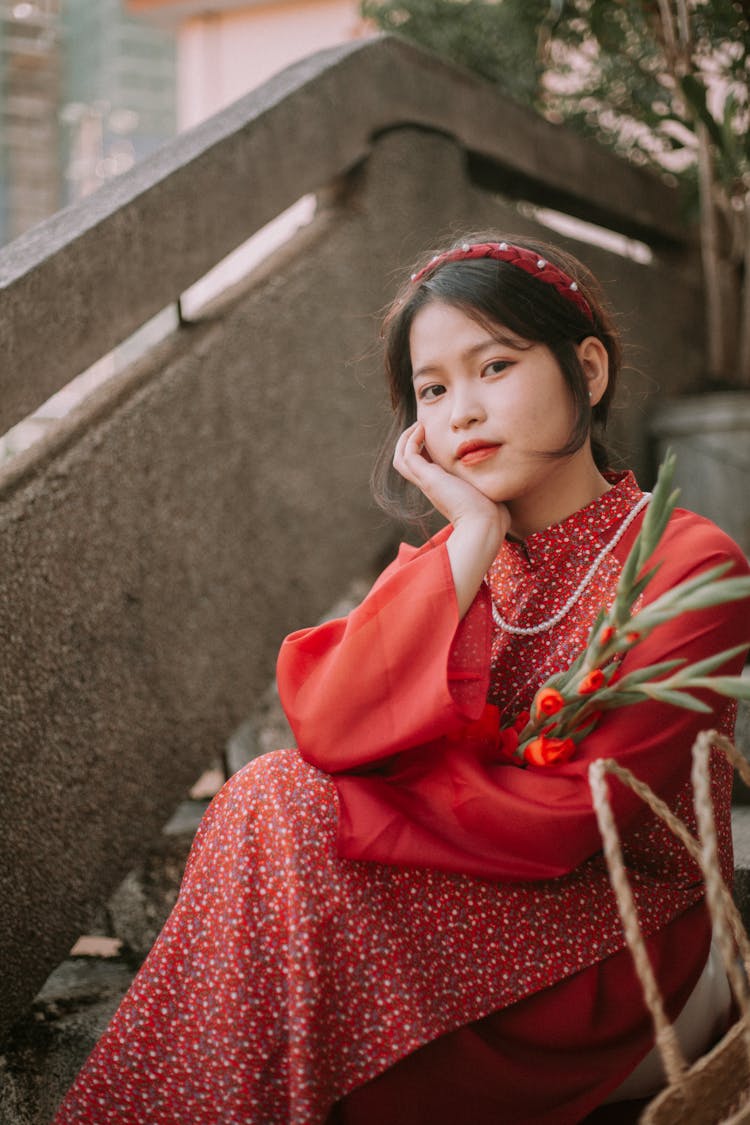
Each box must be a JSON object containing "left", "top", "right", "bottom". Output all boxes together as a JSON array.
[
  {"left": 0, "top": 582, "right": 371, "bottom": 1125},
  {"left": 730, "top": 806, "right": 750, "bottom": 925}
]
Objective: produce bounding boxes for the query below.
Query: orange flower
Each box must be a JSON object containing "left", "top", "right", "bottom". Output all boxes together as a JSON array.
[
  {"left": 578, "top": 668, "right": 605, "bottom": 695},
  {"left": 535, "top": 687, "right": 565, "bottom": 719},
  {"left": 524, "top": 736, "right": 576, "bottom": 767},
  {"left": 599, "top": 625, "right": 617, "bottom": 645},
  {"left": 626, "top": 631, "right": 641, "bottom": 643}
]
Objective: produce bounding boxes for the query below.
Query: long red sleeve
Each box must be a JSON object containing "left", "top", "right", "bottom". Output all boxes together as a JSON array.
[
  {"left": 277, "top": 510, "right": 749, "bottom": 881},
  {"left": 277, "top": 525, "right": 492, "bottom": 771}
]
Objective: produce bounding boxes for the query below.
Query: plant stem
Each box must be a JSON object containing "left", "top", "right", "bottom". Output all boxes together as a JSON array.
[
  {"left": 738, "top": 196, "right": 750, "bottom": 386},
  {"left": 696, "top": 122, "right": 728, "bottom": 381},
  {"left": 675, "top": 0, "right": 692, "bottom": 53},
  {"left": 655, "top": 0, "right": 678, "bottom": 65}
]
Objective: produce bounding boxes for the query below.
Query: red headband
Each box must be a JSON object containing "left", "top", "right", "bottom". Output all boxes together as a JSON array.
[{"left": 410, "top": 241, "right": 594, "bottom": 322}]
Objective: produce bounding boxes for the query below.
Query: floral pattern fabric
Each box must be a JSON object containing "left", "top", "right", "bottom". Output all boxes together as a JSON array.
[{"left": 53, "top": 473, "right": 747, "bottom": 1124}]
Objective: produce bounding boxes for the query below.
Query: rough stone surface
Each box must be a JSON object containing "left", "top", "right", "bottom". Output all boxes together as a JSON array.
[
  {"left": 0, "top": 30, "right": 741, "bottom": 1115},
  {"left": 2, "top": 549, "right": 748, "bottom": 1122},
  {"left": 105, "top": 815, "right": 206, "bottom": 963},
  {"left": 0, "top": 196, "right": 399, "bottom": 1035},
  {"left": 0, "top": 961, "right": 134, "bottom": 1125},
  {"left": 0, "top": 35, "right": 687, "bottom": 436},
  {"left": 651, "top": 394, "right": 750, "bottom": 556},
  {"left": 0, "top": 581, "right": 367, "bottom": 1124},
  {"left": 732, "top": 806, "right": 750, "bottom": 930}
]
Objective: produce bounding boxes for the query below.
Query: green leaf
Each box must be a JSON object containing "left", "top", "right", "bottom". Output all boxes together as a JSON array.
[
  {"left": 614, "top": 567, "right": 660, "bottom": 619},
  {"left": 538, "top": 669, "right": 568, "bottom": 691},
  {"left": 591, "top": 689, "right": 650, "bottom": 708},
  {"left": 570, "top": 719, "right": 600, "bottom": 741},
  {"left": 641, "top": 686, "right": 714, "bottom": 712},
  {"left": 585, "top": 607, "right": 607, "bottom": 647},
  {"left": 629, "top": 566, "right": 662, "bottom": 603},
  {"left": 633, "top": 564, "right": 740, "bottom": 620},
  {"left": 636, "top": 453, "right": 677, "bottom": 555},
  {"left": 616, "top": 659, "right": 686, "bottom": 688},
  {"left": 685, "top": 676, "right": 750, "bottom": 700},
  {"left": 670, "top": 644, "right": 750, "bottom": 681}
]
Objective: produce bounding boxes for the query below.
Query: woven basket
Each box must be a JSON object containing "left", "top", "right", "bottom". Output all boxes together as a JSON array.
[{"left": 589, "top": 730, "right": 750, "bottom": 1125}]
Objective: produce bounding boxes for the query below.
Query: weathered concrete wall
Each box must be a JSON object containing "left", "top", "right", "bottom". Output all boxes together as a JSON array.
[
  {"left": 0, "top": 209, "right": 390, "bottom": 1039},
  {"left": 0, "top": 35, "right": 706, "bottom": 1044},
  {"left": 0, "top": 33, "right": 690, "bottom": 438}
]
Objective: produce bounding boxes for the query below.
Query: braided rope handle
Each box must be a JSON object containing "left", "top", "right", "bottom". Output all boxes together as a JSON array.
[
  {"left": 589, "top": 731, "right": 750, "bottom": 1087},
  {"left": 692, "top": 732, "right": 750, "bottom": 1062}
]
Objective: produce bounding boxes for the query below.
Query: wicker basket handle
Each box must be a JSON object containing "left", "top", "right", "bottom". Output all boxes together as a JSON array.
[{"left": 588, "top": 730, "right": 750, "bottom": 1087}]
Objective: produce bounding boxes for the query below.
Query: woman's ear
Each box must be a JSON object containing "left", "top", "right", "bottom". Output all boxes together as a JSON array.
[{"left": 577, "top": 336, "right": 609, "bottom": 406}]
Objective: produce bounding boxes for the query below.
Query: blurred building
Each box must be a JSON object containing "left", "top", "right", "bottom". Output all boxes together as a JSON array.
[
  {"left": 126, "top": 0, "right": 368, "bottom": 130},
  {"left": 0, "top": 0, "right": 177, "bottom": 461},
  {"left": 0, "top": 1, "right": 62, "bottom": 241},
  {"left": 0, "top": 0, "right": 368, "bottom": 459},
  {"left": 0, "top": 0, "right": 176, "bottom": 245},
  {"left": 0, "top": 0, "right": 370, "bottom": 245},
  {"left": 126, "top": 0, "right": 371, "bottom": 315},
  {"left": 62, "top": 0, "right": 176, "bottom": 198}
]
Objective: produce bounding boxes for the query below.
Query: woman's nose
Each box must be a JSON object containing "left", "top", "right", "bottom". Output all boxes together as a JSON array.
[{"left": 450, "top": 390, "right": 486, "bottom": 430}]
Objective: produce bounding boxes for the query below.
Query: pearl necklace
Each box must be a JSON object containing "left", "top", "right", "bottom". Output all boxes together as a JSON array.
[{"left": 490, "top": 492, "right": 651, "bottom": 636}]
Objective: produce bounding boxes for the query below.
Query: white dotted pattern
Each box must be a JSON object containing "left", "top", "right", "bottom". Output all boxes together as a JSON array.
[{"left": 53, "top": 473, "right": 735, "bottom": 1125}]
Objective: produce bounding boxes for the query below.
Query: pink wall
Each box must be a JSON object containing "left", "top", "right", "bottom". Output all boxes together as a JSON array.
[{"left": 179, "top": 1, "right": 370, "bottom": 128}]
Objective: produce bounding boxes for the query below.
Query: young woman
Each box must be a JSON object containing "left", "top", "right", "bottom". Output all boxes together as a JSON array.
[{"left": 54, "top": 237, "right": 750, "bottom": 1124}]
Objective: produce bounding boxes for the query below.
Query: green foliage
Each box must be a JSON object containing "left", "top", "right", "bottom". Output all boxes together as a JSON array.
[
  {"left": 363, "top": 0, "right": 750, "bottom": 382},
  {"left": 360, "top": 0, "right": 553, "bottom": 102},
  {"left": 544, "top": 1, "right": 750, "bottom": 200},
  {"left": 511, "top": 452, "right": 750, "bottom": 765},
  {"left": 362, "top": 0, "right": 750, "bottom": 197}
]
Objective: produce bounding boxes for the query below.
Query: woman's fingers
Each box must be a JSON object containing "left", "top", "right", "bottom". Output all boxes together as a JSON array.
[
  {"left": 393, "top": 421, "right": 427, "bottom": 484},
  {"left": 393, "top": 426, "right": 511, "bottom": 564},
  {"left": 394, "top": 422, "right": 493, "bottom": 525}
]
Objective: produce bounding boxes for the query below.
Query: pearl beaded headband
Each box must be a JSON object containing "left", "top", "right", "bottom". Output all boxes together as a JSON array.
[{"left": 410, "top": 241, "right": 594, "bottom": 323}]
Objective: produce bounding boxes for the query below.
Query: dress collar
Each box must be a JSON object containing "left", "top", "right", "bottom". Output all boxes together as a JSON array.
[{"left": 503, "top": 470, "right": 644, "bottom": 570}]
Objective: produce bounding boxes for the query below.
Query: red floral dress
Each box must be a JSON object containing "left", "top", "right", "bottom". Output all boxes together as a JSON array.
[{"left": 53, "top": 473, "right": 750, "bottom": 1125}]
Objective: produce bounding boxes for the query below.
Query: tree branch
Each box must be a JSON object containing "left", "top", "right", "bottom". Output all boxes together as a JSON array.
[
  {"left": 696, "top": 122, "right": 728, "bottom": 380},
  {"left": 738, "top": 197, "right": 750, "bottom": 385}
]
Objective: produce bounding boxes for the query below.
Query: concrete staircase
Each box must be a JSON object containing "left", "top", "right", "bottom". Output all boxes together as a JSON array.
[
  {"left": 0, "top": 689, "right": 292, "bottom": 1125},
  {"left": 0, "top": 580, "right": 369, "bottom": 1124}
]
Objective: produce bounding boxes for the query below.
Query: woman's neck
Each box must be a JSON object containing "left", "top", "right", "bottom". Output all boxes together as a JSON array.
[{"left": 507, "top": 456, "right": 612, "bottom": 541}]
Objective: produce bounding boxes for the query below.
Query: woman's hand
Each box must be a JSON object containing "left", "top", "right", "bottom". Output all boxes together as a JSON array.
[
  {"left": 394, "top": 422, "right": 510, "bottom": 617},
  {"left": 393, "top": 422, "right": 502, "bottom": 527}
]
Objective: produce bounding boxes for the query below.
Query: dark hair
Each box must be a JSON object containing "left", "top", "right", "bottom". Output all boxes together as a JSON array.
[{"left": 371, "top": 232, "right": 622, "bottom": 524}]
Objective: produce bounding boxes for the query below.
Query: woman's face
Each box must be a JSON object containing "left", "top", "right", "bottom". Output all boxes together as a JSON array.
[{"left": 409, "top": 301, "right": 605, "bottom": 529}]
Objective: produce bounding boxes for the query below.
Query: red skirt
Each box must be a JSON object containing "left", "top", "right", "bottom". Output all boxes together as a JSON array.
[
  {"left": 53, "top": 751, "right": 712, "bottom": 1125},
  {"left": 327, "top": 901, "right": 711, "bottom": 1125}
]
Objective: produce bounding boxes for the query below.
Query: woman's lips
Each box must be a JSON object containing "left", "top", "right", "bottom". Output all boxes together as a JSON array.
[{"left": 457, "top": 442, "right": 501, "bottom": 465}]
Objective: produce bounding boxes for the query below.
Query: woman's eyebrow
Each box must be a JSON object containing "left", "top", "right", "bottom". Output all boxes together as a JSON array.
[{"left": 411, "top": 338, "right": 508, "bottom": 382}]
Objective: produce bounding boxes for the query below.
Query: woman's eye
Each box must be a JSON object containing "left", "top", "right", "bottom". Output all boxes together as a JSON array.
[
  {"left": 418, "top": 383, "right": 446, "bottom": 401},
  {"left": 483, "top": 360, "right": 511, "bottom": 377}
]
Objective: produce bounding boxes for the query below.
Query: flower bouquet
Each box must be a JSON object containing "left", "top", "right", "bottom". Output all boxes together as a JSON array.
[{"left": 498, "top": 452, "right": 750, "bottom": 768}]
